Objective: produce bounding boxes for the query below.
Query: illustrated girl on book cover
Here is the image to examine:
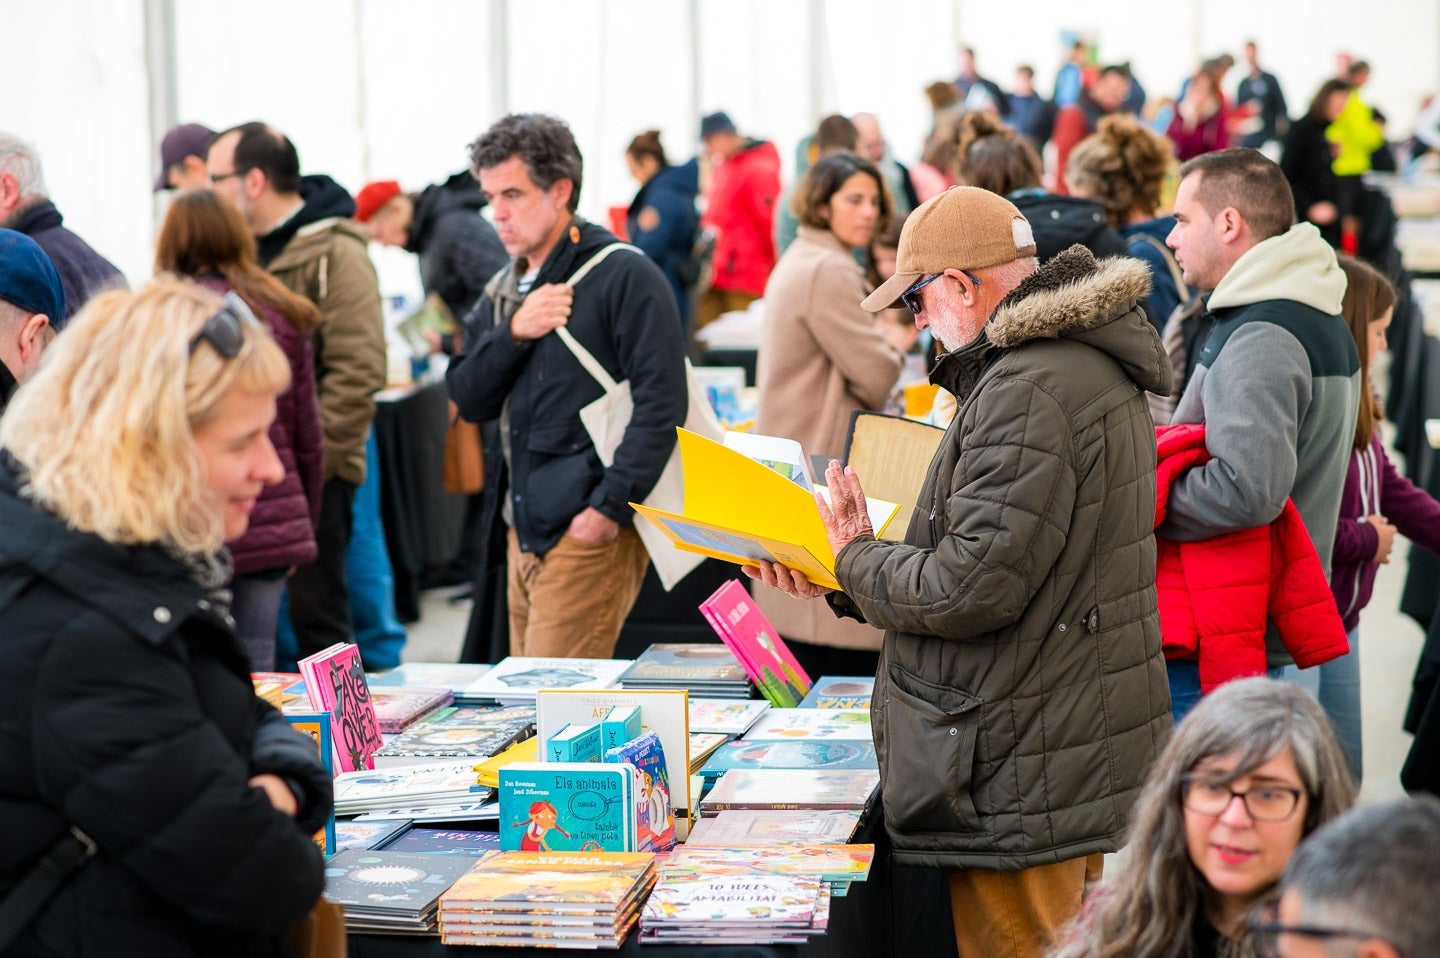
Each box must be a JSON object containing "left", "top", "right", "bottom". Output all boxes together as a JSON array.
[{"left": 515, "top": 801, "right": 570, "bottom": 851}]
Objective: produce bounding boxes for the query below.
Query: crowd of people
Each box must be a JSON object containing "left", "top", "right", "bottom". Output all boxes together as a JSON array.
[{"left": 0, "top": 31, "right": 1438, "bottom": 958}]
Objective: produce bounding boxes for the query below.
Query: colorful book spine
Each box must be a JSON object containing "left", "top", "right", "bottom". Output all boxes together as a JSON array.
[
  {"left": 547, "top": 723, "right": 602, "bottom": 763},
  {"left": 603, "top": 731, "right": 676, "bottom": 853},
  {"left": 285, "top": 711, "right": 336, "bottom": 857},
  {"left": 600, "top": 706, "right": 642, "bottom": 751}
]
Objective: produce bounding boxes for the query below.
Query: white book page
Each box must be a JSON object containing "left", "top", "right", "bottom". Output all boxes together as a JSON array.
[{"left": 722, "top": 431, "right": 814, "bottom": 491}]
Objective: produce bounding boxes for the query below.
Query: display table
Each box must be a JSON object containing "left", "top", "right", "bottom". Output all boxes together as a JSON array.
[
  {"left": 374, "top": 375, "right": 469, "bottom": 621},
  {"left": 347, "top": 805, "right": 956, "bottom": 958}
]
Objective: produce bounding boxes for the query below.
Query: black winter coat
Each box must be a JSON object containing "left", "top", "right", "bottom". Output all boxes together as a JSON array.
[
  {"left": 0, "top": 461, "right": 332, "bottom": 957},
  {"left": 446, "top": 220, "right": 687, "bottom": 557},
  {"left": 1281, "top": 114, "right": 1344, "bottom": 247},
  {"left": 627, "top": 160, "right": 700, "bottom": 328},
  {"left": 407, "top": 171, "right": 508, "bottom": 323},
  {"left": 8, "top": 200, "right": 125, "bottom": 320}
]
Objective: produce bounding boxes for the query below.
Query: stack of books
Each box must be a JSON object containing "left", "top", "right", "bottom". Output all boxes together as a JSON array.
[
  {"left": 686, "top": 808, "right": 863, "bottom": 846},
  {"left": 323, "top": 848, "right": 479, "bottom": 935},
  {"left": 378, "top": 827, "right": 502, "bottom": 857},
  {"left": 687, "top": 698, "right": 769, "bottom": 735},
  {"left": 372, "top": 705, "right": 536, "bottom": 768},
  {"left": 368, "top": 662, "right": 496, "bottom": 707},
  {"left": 661, "top": 844, "right": 874, "bottom": 896},
  {"left": 618, "top": 643, "right": 753, "bottom": 699},
  {"left": 333, "top": 760, "right": 495, "bottom": 816},
  {"left": 743, "top": 707, "right": 873, "bottom": 742},
  {"left": 699, "top": 768, "right": 880, "bottom": 814},
  {"left": 438, "top": 851, "right": 656, "bottom": 949},
  {"left": 698, "top": 739, "right": 878, "bottom": 784},
  {"left": 463, "top": 657, "right": 633, "bottom": 707},
  {"left": 639, "top": 872, "right": 830, "bottom": 945},
  {"left": 798, "top": 675, "right": 875, "bottom": 709},
  {"left": 370, "top": 685, "right": 454, "bottom": 734}
]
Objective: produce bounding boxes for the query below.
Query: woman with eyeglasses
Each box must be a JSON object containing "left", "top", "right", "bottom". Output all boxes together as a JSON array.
[
  {"left": 156, "top": 188, "right": 324, "bottom": 671},
  {"left": 0, "top": 280, "right": 333, "bottom": 955},
  {"left": 752, "top": 151, "right": 907, "bottom": 679},
  {"left": 1050, "top": 677, "right": 1355, "bottom": 958}
]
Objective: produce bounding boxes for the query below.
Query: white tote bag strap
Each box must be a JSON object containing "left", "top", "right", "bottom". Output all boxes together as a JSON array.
[{"left": 552, "top": 242, "right": 642, "bottom": 391}]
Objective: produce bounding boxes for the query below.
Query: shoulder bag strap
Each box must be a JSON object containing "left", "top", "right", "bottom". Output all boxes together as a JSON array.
[
  {"left": 552, "top": 242, "right": 642, "bottom": 391},
  {"left": 1130, "top": 232, "right": 1192, "bottom": 304},
  {"left": 0, "top": 826, "right": 97, "bottom": 950}
]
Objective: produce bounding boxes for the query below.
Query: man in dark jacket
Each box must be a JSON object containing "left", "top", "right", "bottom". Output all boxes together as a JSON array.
[
  {"left": 0, "top": 229, "right": 65, "bottom": 416},
  {"left": 1051, "top": 66, "right": 1133, "bottom": 194},
  {"left": 1236, "top": 40, "right": 1290, "bottom": 147},
  {"left": 208, "top": 122, "right": 388, "bottom": 657},
  {"left": 0, "top": 132, "right": 125, "bottom": 319},
  {"left": 753, "top": 187, "right": 1171, "bottom": 958},
  {"left": 447, "top": 113, "right": 686, "bottom": 660}
]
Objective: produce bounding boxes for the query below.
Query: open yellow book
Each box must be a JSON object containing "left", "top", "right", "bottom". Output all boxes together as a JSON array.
[{"left": 630, "top": 429, "right": 899, "bottom": 590}]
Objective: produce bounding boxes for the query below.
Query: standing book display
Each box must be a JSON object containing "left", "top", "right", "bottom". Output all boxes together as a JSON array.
[
  {"left": 700, "top": 580, "right": 813, "bottom": 707},
  {"left": 297, "top": 643, "right": 384, "bottom": 771}
]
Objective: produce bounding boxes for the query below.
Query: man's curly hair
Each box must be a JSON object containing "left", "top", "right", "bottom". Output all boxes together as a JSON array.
[{"left": 468, "top": 113, "right": 584, "bottom": 212}]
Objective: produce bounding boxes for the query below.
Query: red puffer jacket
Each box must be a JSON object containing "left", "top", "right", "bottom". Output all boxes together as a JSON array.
[
  {"left": 1155, "top": 424, "right": 1348, "bottom": 692},
  {"left": 702, "top": 139, "right": 782, "bottom": 297}
]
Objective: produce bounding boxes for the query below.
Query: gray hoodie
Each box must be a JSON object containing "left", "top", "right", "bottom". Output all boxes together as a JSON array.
[{"left": 1162, "top": 223, "right": 1359, "bottom": 665}]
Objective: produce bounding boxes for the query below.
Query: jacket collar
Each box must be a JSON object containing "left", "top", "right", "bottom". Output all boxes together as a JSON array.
[
  {"left": 0, "top": 458, "right": 210, "bottom": 645},
  {"left": 7, "top": 199, "right": 63, "bottom": 236}
]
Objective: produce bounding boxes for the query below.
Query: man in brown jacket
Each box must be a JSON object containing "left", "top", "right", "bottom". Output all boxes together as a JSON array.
[
  {"left": 208, "top": 122, "right": 387, "bottom": 656},
  {"left": 751, "top": 187, "right": 1172, "bottom": 958}
]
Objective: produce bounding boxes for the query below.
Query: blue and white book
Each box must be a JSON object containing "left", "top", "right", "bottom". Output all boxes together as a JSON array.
[
  {"left": 797, "top": 676, "right": 874, "bottom": 710},
  {"left": 698, "top": 739, "right": 878, "bottom": 781},
  {"left": 498, "top": 762, "right": 634, "bottom": 853}
]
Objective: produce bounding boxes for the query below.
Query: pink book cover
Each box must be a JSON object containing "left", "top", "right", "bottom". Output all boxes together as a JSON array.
[
  {"left": 699, "top": 581, "right": 812, "bottom": 708},
  {"left": 298, "top": 643, "right": 385, "bottom": 772}
]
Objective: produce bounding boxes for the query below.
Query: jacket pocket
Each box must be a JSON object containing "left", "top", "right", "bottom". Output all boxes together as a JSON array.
[{"left": 880, "top": 663, "right": 983, "bottom": 834}]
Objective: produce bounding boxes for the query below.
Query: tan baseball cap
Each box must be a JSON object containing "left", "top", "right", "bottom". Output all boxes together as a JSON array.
[{"left": 862, "top": 186, "right": 1037, "bottom": 312}]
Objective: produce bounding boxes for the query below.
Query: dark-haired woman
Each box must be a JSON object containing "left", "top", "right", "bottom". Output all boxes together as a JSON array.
[
  {"left": 625, "top": 130, "right": 700, "bottom": 330},
  {"left": 156, "top": 188, "right": 324, "bottom": 671},
  {"left": 752, "top": 152, "right": 906, "bottom": 678},
  {"left": 1281, "top": 80, "right": 1353, "bottom": 249}
]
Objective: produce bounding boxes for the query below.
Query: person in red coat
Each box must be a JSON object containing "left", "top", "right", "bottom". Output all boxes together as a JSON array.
[
  {"left": 695, "top": 111, "right": 781, "bottom": 331},
  {"left": 156, "top": 189, "right": 325, "bottom": 671}
]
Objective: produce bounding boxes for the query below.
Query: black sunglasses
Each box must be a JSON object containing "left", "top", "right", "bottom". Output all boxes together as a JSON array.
[
  {"left": 189, "top": 291, "right": 261, "bottom": 358},
  {"left": 900, "top": 270, "right": 982, "bottom": 315}
]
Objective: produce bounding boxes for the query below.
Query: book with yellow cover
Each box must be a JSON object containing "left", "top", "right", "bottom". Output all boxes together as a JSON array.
[
  {"left": 475, "top": 735, "right": 540, "bottom": 788},
  {"left": 631, "top": 429, "right": 899, "bottom": 590}
]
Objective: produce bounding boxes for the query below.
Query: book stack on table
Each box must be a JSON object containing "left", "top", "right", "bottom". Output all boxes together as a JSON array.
[
  {"left": 323, "top": 848, "right": 479, "bottom": 935},
  {"left": 462, "top": 656, "right": 635, "bottom": 707},
  {"left": 369, "top": 685, "right": 454, "bottom": 734},
  {"left": 372, "top": 705, "right": 536, "bottom": 768},
  {"left": 438, "top": 851, "right": 657, "bottom": 949},
  {"left": 618, "top": 642, "right": 754, "bottom": 699},
  {"left": 333, "top": 760, "right": 497, "bottom": 816},
  {"left": 639, "top": 872, "right": 832, "bottom": 945},
  {"left": 368, "top": 662, "right": 498, "bottom": 707}
]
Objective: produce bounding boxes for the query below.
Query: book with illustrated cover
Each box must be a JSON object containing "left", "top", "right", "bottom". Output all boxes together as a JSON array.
[
  {"left": 297, "top": 643, "right": 384, "bottom": 771},
  {"left": 439, "top": 851, "right": 655, "bottom": 912},
  {"left": 369, "top": 685, "right": 454, "bottom": 733},
  {"left": 367, "top": 662, "right": 494, "bottom": 701},
  {"left": 285, "top": 711, "right": 336, "bottom": 856},
  {"left": 699, "top": 740, "right": 878, "bottom": 780},
  {"left": 498, "top": 762, "right": 634, "bottom": 853},
  {"left": 603, "top": 731, "right": 675, "bottom": 852},
  {"left": 699, "top": 580, "right": 812, "bottom": 708},
  {"left": 631, "top": 429, "right": 898, "bottom": 590},
  {"left": 743, "top": 707, "right": 873, "bottom": 742},
  {"left": 797, "top": 676, "right": 875, "bottom": 710},
  {"left": 688, "top": 698, "right": 769, "bottom": 735},
  {"left": 379, "top": 827, "right": 502, "bottom": 856},
  {"left": 661, "top": 843, "right": 875, "bottom": 885},
  {"left": 618, "top": 643, "right": 749, "bottom": 686},
  {"left": 373, "top": 705, "right": 536, "bottom": 768},
  {"left": 476, "top": 735, "right": 540, "bottom": 788},
  {"left": 534, "top": 689, "right": 693, "bottom": 816},
  {"left": 641, "top": 871, "right": 825, "bottom": 927},
  {"left": 684, "top": 809, "right": 862, "bottom": 847},
  {"left": 687, "top": 732, "right": 729, "bottom": 773},
  {"left": 464, "top": 657, "right": 633, "bottom": 704},
  {"left": 251, "top": 671, "right": 306, "bottom": 711},
  {"left": 334, "top": 818, "right": 412, "bottom": 854},
  {"left": 333, "top": 760, "right": 494, "bottom": 815},
  {"left": 699, "top": 769, "right": 880, "bottom": 813},
  {"left": 322, "top": 848, "right": 477, "bottom": 922}
]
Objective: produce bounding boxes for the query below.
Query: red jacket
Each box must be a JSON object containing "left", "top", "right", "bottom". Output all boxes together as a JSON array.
[
  {"left": 1155, "top": 424, "right": 1348, "bottom": 692},
  {"left": 702, "top": 139, "right": 781, "bottom": 297}
]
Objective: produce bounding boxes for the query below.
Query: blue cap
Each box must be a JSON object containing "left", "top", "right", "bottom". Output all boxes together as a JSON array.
[
  {"left": 0, "top": 229, "right": 67, "bottom": 329},
  {"left": 700, "top": 111, "right": 737, "bottom": 139}
]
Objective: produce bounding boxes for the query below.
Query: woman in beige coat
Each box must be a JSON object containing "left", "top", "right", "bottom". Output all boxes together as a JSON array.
[{"left": 753, "top": 152, "right": 907, "bottom": 677}]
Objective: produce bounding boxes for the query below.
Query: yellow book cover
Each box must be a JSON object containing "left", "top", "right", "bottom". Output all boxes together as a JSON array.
[
  {"left": 631, "top": 429, "right": 898, "bottom": 590},
  {"left": 476, "top": 735, "right": 540, "bottom": 788}
]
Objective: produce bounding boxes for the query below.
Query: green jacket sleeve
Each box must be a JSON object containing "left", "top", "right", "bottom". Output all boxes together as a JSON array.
[{"left": 313, "top": 232, "right": 386, "bottom": 484}]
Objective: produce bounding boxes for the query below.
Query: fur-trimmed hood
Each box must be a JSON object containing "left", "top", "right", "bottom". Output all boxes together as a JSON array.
[{"left": 985, "top": 245, "right": 1170, "bottom": 395}]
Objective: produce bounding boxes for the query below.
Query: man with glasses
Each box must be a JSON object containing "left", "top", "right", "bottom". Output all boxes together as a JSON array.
[
  {"left": 1254, "top": 796, "right": 1440, "bottom": 958},
  {"left": 206, "top": 122, "right": 387, "bottom": 661},
  {"left": 751, "top": 185, "right": 1171, "bottom": 958}
]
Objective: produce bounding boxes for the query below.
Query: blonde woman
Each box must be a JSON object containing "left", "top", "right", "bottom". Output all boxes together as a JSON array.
[{"left": 0, "top": 280, "right": 333, "bottom": 956}]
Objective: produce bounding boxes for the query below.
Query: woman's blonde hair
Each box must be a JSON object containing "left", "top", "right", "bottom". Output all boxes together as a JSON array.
[{"left": 0, "top": 277, "right": 290, "bottom": 554}]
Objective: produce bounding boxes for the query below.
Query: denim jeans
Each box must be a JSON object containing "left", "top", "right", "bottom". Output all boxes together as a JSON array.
[
  {"left": 1167, "top": 659, "right": 1302, "bottom": 725},
  {"left": 1283, "top": 627, "right": 1362, "bottom": 784}
]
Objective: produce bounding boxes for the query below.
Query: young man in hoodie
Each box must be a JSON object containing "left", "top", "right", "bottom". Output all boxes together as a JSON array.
[
  {"left": 207, "top": 122, "right": 388, "bottom": 658},
  {"left": 1163, "top": 148, "right": 1360, "bottom": 714}
]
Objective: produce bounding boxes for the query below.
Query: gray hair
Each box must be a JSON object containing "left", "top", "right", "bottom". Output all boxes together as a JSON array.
[
  {"left": 1281, "top": 796, "right": 1440, "bottom": 958},
  {"left": 0, "top": 133, "right": 48, "bottom": 199}
]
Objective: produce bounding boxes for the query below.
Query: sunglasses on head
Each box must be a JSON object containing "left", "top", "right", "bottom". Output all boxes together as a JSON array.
[
  {"left": 189, "top": 291, "right": 261, "bottom": 359},
  {"left": 900, "top": 270, "right": 982, "bottom": 315}
]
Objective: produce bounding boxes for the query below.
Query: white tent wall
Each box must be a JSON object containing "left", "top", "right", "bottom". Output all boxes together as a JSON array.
[{"left": 6, "top": 0, "right": 1438, "bottom": 302}]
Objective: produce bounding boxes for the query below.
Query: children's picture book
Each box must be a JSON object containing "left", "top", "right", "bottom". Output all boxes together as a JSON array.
[
  {"left": 297, "top": 642, "right": 385, "bottom": 771},
  {"left": 687, "top": 698, "right": 770, "bottom": 735},
  {"left": 618, "top": 643, "right": 749, "bottom": 686},
  {"left": 699, "top": 769, "right": 880, "bottom": 813},
  {"left": 603, "top": 730, "right": 676, "bottom": 852},
  {"left": 687, "top": 732, "right": 729, "bottom": 773},
  {"left": 743, "top": 708, "right": 873, "bottom": 742},
  {"left": 631, "top": 429, "right": 899, "bottom": 589},
  {"left": 534, "top": 688, "right": 692, "bottom": 816},
  {"left": 369, "top": 685, "right": 454, "bottom": 733},
  {"left": 464, "top": 657, "right": 633, "bottom": 704},
  {"left": 798, "top": 676, "right": 875, "bottom": 710},
  {"left": 476, "top": 736, "right": 541, "bottom": 788},
  {"left": 699, "top": 740, "right": 878, "bottom": 779},
  {"left": 498, "top": 762, "right": 634, "bottom": 853},
  {"left": 322, "top": 848, "right": 477, "bottom": 915},
  {"left": 641, "top": 872, "right": 825, "bottom": 927},
  {"left": 367, "top": 662, "right": 494, "bottom": 700},
  {"left": 373, "top": 704, "right": 537, "bottom": 768},
  {"left": 285, "top": 711, "right": 336, "bottom": 856},
  {"left": 379, "top": 827, "right": 502, "bottom": 856},
  {"left": 335, "top": 818, "right": 412, "bottom": 854},
  {"left": 332, "top": 761, "right": 494, "bottom": 815},
  {"left": 661, "top": 844, "right": 875, "bottom": 885},
  {"left": 684, "top": 809, "right": 862, "bottom": 847},
  {"left": 699, "top": 581, "right": 812, "bottom": 708},
  {"left": 439, "top": 851, "right": 656, "bottom": 913}
]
